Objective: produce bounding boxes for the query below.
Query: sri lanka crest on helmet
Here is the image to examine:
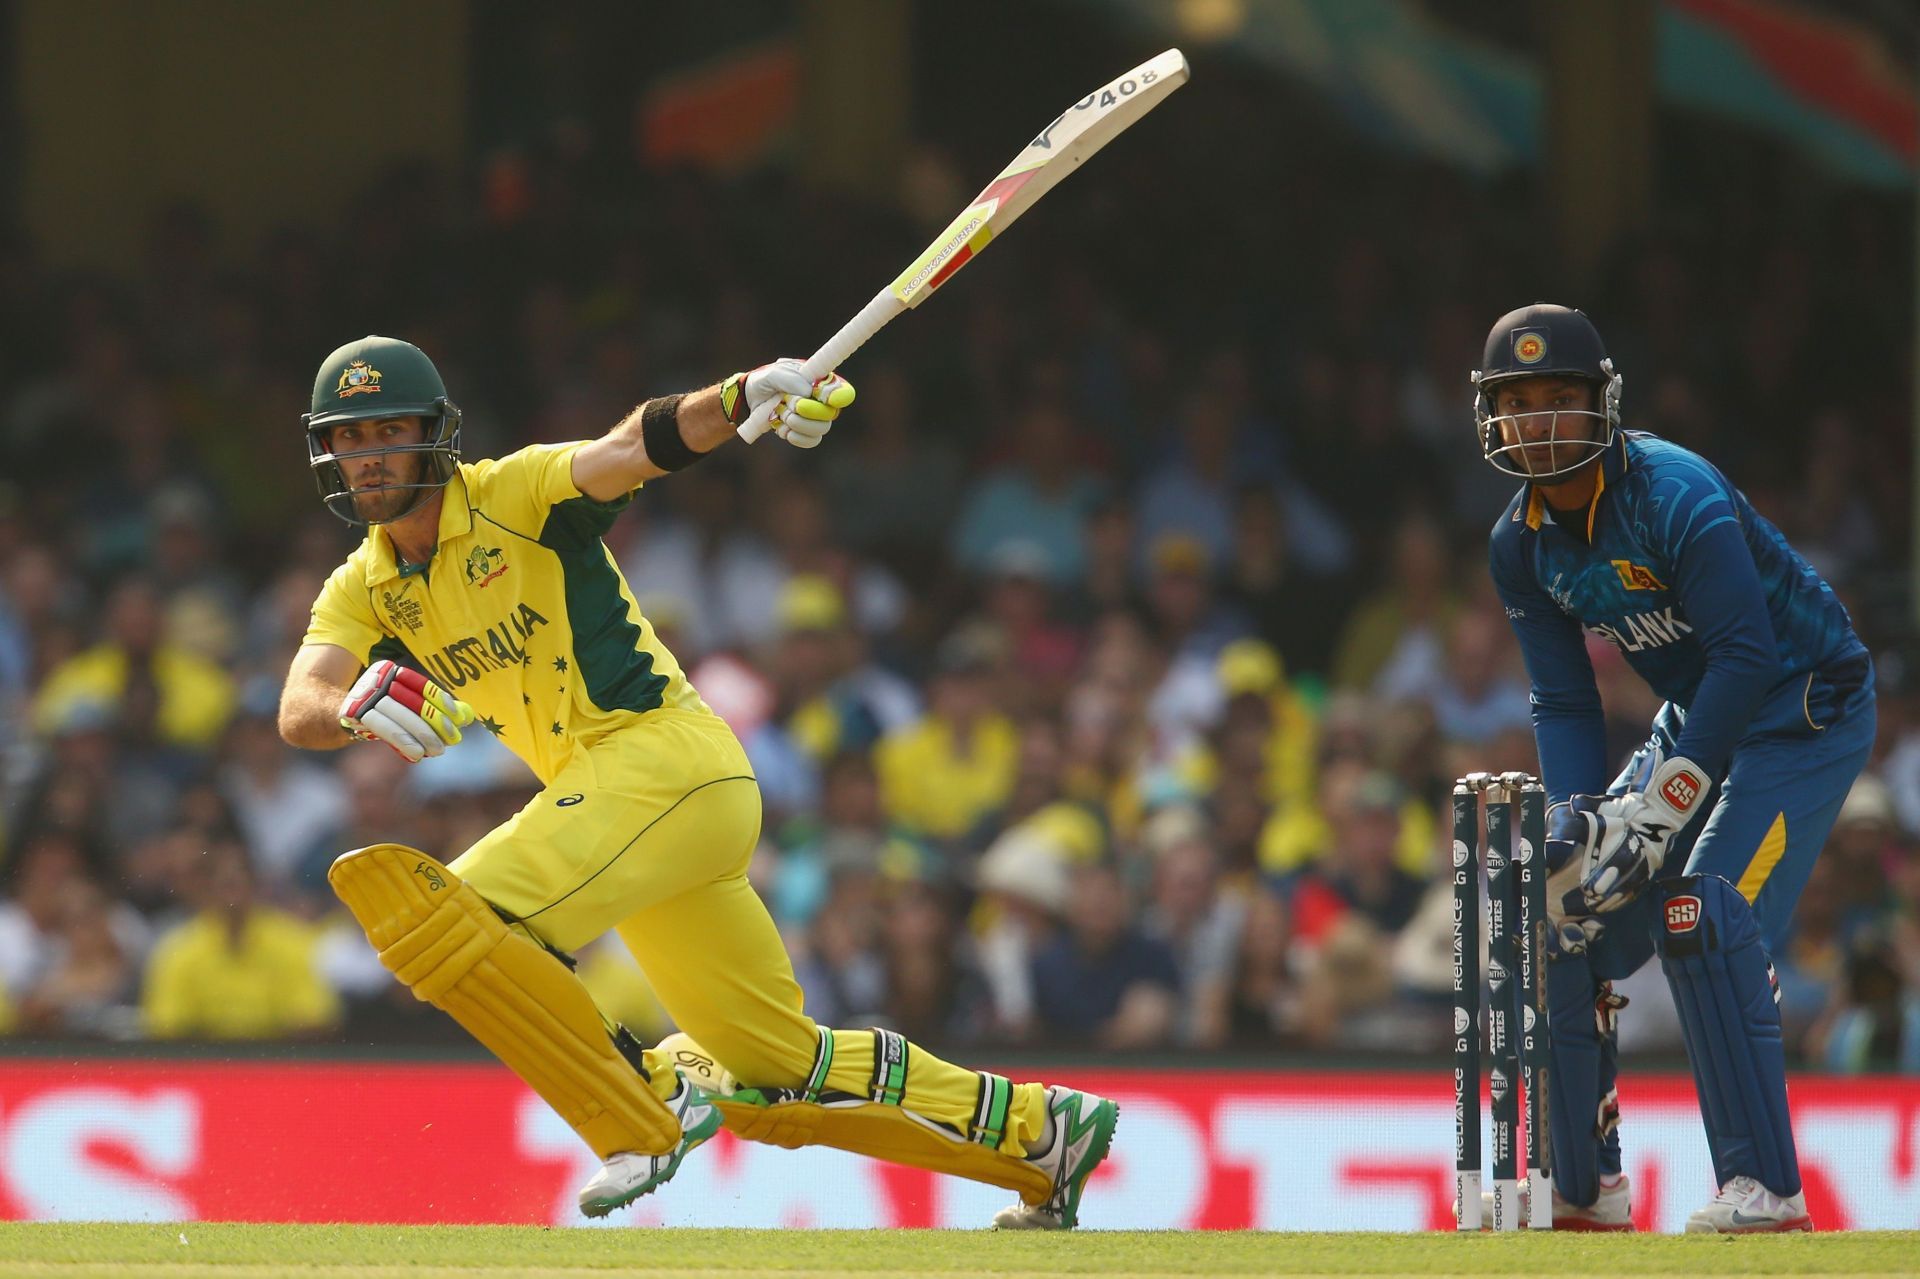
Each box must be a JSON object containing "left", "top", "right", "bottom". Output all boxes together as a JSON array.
[{"left": 336, "top": 361, "right": 384, "bottom": 398}]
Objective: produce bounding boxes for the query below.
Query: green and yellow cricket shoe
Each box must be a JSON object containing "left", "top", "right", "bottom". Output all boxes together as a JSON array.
[
  {"left": 577, "top": 1071, "right": 723, "bottom": 1218},
  {"left": 991, "top": 1085, "right": 1119, "bottom": 1230}
]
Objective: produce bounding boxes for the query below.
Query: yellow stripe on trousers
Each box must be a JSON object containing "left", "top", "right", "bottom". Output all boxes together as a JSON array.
[{"left": 1735, "top": 813, "right": 1789, "bottom": 903}]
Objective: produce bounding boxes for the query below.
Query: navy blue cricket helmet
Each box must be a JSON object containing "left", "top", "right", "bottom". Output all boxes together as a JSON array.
[{"left": 1471, "top": 304, "right": 1621, "bottom": 482}]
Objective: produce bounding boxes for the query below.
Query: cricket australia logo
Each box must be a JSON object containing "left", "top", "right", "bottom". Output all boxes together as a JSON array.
[
  {"left": 464, "top": 545, "right": 507, "bottom": 589},
  {"left": 382, "top": 585, "right": 424, "bottom": 635},
  {"left": 335, "top": 360, "right": 382, "bottom": 398}
]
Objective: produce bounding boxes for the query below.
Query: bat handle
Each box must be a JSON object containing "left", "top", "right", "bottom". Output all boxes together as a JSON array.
[{"left": 736, "top": 291, "right": 906, "bottom": 442}]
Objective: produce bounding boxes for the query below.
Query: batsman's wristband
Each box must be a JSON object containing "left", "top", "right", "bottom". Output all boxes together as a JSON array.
[
  {"left": 719, "top": 372, "right": 750, "bottom": 427},
  {"left": 639, "top": 393, "right": 705, "bottom": 471}
]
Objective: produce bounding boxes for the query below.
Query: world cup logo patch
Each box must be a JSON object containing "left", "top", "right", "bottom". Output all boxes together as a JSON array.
[{"left": 1513, "top": 331, "right": 1547, "bottom": 365}]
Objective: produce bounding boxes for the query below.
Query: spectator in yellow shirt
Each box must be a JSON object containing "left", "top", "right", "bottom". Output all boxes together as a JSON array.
[
  {"left": 874, "top": 627, "right": 1018, "bottom": 844},
  {"left": 33, "top": 578, "right": 236, "bottom": 754},
  {"left": 142, "top": 837, "right": 339, "bottom": 1038}
]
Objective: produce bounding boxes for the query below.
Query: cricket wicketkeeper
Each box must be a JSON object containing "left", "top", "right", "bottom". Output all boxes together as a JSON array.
[{"left": 277, "top": 335, "right": 1116, "bottom": 1227}]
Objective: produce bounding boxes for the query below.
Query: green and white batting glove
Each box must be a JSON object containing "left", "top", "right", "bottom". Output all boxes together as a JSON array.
[{"left": 721, "top": 358, "right": 855, "bottom": 449}]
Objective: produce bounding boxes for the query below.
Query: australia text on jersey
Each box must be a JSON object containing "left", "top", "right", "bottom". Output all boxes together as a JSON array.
[{"left": 413, "top": 603, "right": 551, "bottom": 688}]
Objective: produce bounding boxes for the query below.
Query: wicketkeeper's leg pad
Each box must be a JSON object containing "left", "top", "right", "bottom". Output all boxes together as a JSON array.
[
  {"left": 1653, "top": 873, "right": 1801, "bottom": 1196},
  {"left": 692, "top": 1027, "right": 1054, "bottom": 1203},
  {"left": 1545, "top": 950, "right": 1627, "bottom": 1208},
  {"left": 328, "top": 844, "right": 682, "bottom": 1159}
]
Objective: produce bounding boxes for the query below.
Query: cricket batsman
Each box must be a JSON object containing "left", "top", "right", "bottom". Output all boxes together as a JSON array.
[
  {"left": 277, "top": 336, "right": 1116, "bottom": 1228},
  {"left": 1477, "top": 305, "right": 1873, "bottom": 1232}
]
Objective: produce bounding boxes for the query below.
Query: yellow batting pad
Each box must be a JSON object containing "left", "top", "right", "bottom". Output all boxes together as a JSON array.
[
  {"left": 713, "top": 1094, "right": 1052, "bottom": 1201},
  {"left": 328, "top": 844, "right": 680, "bottom": 1158}
]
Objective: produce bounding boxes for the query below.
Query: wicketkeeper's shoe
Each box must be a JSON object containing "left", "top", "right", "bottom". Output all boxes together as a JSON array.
[
  {"left": 1684, "top": 1175, "right": 1812, "bottom": 1234},
  {"left": 990, "top": 1086, "right": 1119, "bottom": 1231},
  {"left": 1553, "top": 1173, "right": 1634, "bottom": 1231},
  {"left": 576, "top": 1072, "right": 722, "bottom": 1218},
  {"left": 1457, "top": 1173, "right": 1632, "bottom": 1231}
]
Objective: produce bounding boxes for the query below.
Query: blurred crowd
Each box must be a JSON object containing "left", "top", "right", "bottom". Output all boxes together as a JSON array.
[{"left": 1, "top": 55, "right": 1917, "bottom": 1069}]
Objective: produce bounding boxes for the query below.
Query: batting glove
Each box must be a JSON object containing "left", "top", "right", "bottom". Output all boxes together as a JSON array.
[
  {"left": 721, "top": 358, "right": 855, "bottom": 448},
  {"left": 1577, "top": 750, "right": 1710, "bottom": 914},
  {"left": 1544, "top": 796, "right": 1606, "bottom": 955},
  {"left": 340, "top": 659, "right": 475, "bottom": 763}
]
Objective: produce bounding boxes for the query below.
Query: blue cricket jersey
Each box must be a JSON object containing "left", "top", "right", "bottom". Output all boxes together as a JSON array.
[{"left": 1488, "top": 430, "right": 1868, "bottom": 802}]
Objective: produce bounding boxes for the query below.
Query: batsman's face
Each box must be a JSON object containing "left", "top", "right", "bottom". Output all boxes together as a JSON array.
[
  {"left": 330, "top": 416, "right": 427, "bottom": 523},
  {"left": 1494, "top": 378, "right": 1601, "bottom": 477}
]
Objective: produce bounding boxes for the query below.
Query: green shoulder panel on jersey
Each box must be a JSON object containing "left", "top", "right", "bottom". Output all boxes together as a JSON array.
[
  {"left": 539, "top": 493, "right": 668, "bottom": 713},
  {"left": 369, "top": 634, "right": 425, "bottom": 674}
]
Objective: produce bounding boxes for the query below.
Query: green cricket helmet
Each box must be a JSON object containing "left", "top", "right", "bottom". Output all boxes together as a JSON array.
[{"left": 303, "top": 335, "right": 462, "bottom": 526}]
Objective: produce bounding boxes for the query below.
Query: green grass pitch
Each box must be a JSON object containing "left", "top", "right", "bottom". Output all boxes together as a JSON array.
[{"left": 1, "top": 1223, "right": 1918, "bottom": 1278}]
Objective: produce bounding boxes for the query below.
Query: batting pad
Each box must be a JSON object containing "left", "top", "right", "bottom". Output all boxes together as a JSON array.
[
  {"left": 714, "top": 1091, "right": 1054, "bottom": 1202},
  {"left": 681, "top": 1027, "right": 1053, "bottom": 1203},
  {"left": 328, "top": 844, "right": 681, "bottom": 1159}
]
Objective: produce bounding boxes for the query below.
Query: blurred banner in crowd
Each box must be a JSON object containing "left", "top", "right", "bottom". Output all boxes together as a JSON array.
[{"left": 0, "top": 1058, "right": 1915, "bottom": 1232}]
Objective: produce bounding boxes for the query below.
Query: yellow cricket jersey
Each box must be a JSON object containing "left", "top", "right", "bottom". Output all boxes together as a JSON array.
[
  {"left": 142, "top": 910, "right": 339, "bottom": 1038},
  {"left": 302, "top": 443, "right": 709, "bottom": 785},
  {"left": 872, "top": 712, "right": 1019, "bottom": 840}
]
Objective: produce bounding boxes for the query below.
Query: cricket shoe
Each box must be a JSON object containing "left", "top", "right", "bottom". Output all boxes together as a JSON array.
[
  {"left": 576, "top": 1072, "right": 722, "bottom": 1218},
  {"left": 1553, "top": 1173, "right": 1634, "bottom": 1231},
  {"left": 991, "top": 1086, "right": 1119, "bottom": 1231},
  {"left": 1684, "top": 1175, "right": 1812, "bottom": 1234},
  {"left": 1457, "top": 1174, "right": 1632, "bottom": 1231}
]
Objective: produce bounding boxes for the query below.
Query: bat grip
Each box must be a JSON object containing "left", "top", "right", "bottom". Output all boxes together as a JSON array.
[{"left": 736, "top": 291, "right": 905, "bottom": 442}]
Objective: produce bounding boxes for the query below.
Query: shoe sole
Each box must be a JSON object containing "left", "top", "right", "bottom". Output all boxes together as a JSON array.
[
  {"left": 578, "top": 1100, "right": 724, "bottom": 1219},
  {"left": 1553, "top": 1217, "right": 1635, "bottom": 1233},
  {"left": 1685, "top": 1215, "right": 1813, "bottom": 1235}
]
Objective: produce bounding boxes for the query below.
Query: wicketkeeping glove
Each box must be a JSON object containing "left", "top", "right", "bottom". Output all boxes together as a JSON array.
[
  {"left": 340, "top": 659, "right": 476, "bottom": 763},
  {"left": 1544, "top": 796, "right": 1607, "bottom": 956},
  {"left": 1576, "top": 749, "right": 1711, "bottom": 914},
  {"left": 721, "top": 358, "right": 855, "bottom": 448}
]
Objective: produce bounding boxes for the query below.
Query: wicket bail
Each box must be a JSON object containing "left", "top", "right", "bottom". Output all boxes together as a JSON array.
[{"left": 1452, "top": 771, "right": 1553, "bottom": 1231}]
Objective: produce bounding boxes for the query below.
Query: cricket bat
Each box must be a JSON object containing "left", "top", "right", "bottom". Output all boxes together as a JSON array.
[{"left": 739, "top": 47, "right": 1190, "bottom": 442}]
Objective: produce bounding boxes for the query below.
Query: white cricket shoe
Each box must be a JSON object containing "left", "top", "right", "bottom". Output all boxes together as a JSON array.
[
  {"left": 990, "top": 1086, "right": 1120, "bottom": 1230},
  {"left": 1457, "top": 1174, "right": 1632, "bottom": 1231},
  {"left": 1553, "top": 1173, "right": 1633, "bottom": 1231},
  {"left": 1685, "top": 1175, "right": 1812, "bottom": 1234},
  {"left": 576, "top": 1073, "right": 722, "bottom": 1218}
]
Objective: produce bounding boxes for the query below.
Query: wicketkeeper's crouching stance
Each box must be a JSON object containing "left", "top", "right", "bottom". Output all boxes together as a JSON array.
[{"left": 279, "top": 336, "right": 1115, "bottom": 1227}]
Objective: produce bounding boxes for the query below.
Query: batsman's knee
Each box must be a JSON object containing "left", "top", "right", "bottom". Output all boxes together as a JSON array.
[
  {"left": 329, "top": 843, "right": 500, "bottom": 997},
  {"left": 330, "top": 844, "right": 683, "bottom": 1159}
]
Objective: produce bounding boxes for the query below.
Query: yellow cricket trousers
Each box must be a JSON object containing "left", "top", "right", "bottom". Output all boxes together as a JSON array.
[{"left": 448, "top": 705, "right": 1051, "bottom": 1178}]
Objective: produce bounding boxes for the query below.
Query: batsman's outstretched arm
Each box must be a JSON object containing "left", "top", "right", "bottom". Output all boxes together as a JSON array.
[
  {"left": 573, "top": 364, "right": 854, "bottom": 501},
  {"left": 279, "top": 642, "right": 361, "bottom": 750}
]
